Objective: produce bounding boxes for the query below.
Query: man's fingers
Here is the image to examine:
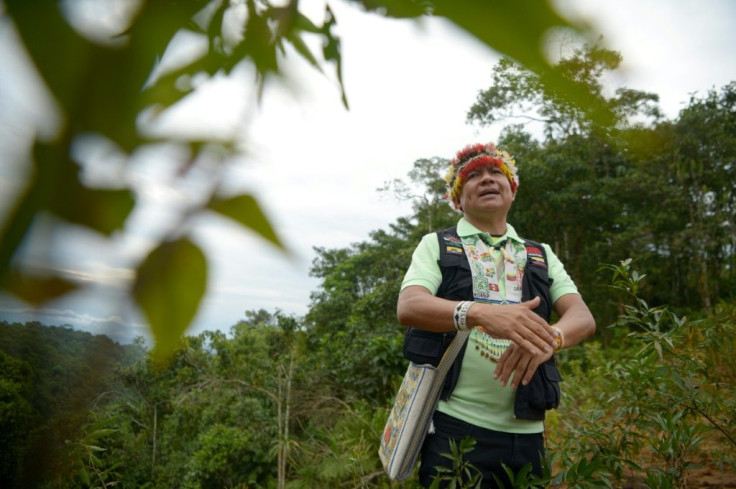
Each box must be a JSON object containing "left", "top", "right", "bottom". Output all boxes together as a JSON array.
[
  {"left": 520, "top": 356, "right": 544, "bottom": 387},
  {"left": 516, "top": 324, "right": 554, "bottom": 353},
  {"left": 496, "top": 348, "right": 546, "bottom": 388},
  {"left": 513, "top": 333, "right": 545, "bottom": 356},
  {"left": 494, "top": 347, "right": 519, "bottom": 386}
]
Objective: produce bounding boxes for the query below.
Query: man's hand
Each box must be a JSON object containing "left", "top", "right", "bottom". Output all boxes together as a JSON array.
[
  {"left": 470, "top": 297, "right": 555, "bottom": 355},
  {"left": 493, "top": 343, "right": 552, "bottom": 388}
]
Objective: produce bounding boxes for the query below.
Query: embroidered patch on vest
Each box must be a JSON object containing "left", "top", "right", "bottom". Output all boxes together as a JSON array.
[
  {"left": 443, "top": 233, "right": 462, "bottom": 244},
  {"left": 443, "top": 233, "right": 464, "bottom": 254},
  {"left": 525, "top": 245, "right": 547, "bottom": 268}
]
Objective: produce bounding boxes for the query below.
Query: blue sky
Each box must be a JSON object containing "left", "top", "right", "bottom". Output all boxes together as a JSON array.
[{"left": 1, "top": 0, "right": 735, "bottom": 344}]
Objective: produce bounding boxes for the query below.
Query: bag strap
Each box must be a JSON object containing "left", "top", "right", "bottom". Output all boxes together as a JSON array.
[{"left": 435, "top": 329, "right": 470, "bottom": 381}]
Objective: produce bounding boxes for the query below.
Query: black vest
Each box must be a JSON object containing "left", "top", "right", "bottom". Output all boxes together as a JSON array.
[{"left": 402, "top": 226, "right": 562, "bottom": 421}]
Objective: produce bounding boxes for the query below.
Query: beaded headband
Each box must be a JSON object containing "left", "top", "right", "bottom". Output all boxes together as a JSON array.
[{"left": 444, "top": 142, "right": 519, "bottom": 204}]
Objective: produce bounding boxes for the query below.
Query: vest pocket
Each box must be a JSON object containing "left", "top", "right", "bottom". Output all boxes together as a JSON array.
[
  {"left": 437, "top": 254, "right": 473, "bottom": 300},
  {"left": 527, "top": 359, "right": 562, "bottom": 411},
  {"left": 403, "top": 328, "right": 449, "bottom": 367}
]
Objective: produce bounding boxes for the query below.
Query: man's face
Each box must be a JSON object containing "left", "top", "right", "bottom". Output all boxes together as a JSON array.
[{"left": 455, "top": 164, "right": 516, "bottom": 216}]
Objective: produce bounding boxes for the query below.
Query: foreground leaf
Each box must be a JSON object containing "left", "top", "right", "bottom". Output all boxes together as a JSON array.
[
  {"left": 432, "top": 0, "right": 613, "bottom": 126},
  {"left": 1, "top": 268, "right": 78, "bottom": 305},
  {"left": 207, "top": 194, "right": 284, "bottom": 250},
  {"left": 132, "top": 237, "right": 207, "bottom": 359}
]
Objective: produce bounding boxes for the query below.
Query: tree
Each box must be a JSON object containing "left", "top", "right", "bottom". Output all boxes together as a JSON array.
[
  {"left": 379, "top": 156, "right": 457, "bottom": 233},
  {"left": 616, "top": 83, "right": 736, "bottom": 312},
  {"left": 466, "top": 42, "right": 735, "bottom": 326},
  {"left": 467, "top": 44, "right": 661, "bottom": 140}
]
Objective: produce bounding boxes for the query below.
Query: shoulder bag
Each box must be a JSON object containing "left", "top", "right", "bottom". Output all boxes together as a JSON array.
[{"left": 378, "top": 330, "right": 470, "bottom": 480}]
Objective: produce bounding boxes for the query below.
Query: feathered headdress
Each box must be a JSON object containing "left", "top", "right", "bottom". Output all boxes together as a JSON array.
[{"left": 444, "top": 142, "right": 519, "bottom": 203}]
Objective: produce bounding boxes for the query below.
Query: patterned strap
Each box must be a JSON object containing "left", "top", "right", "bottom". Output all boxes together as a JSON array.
[
  {"left": 404, "top": 329, "right": 470, "bottom": 463},
  {"left": 435, "top": 330, "right": 470, "bottom": 381}
]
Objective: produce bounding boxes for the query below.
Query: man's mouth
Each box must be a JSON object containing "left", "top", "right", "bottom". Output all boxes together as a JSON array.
[{"left": 479, "top": 189, "right": 499, "bottom": 197}]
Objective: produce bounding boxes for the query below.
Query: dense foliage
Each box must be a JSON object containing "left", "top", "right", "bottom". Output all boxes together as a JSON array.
[{"left": 0, "top": 322, "right": 142, "bottom": 487}]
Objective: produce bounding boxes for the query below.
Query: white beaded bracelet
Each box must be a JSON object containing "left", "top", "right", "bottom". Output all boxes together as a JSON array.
[{"left": 453, "top": 301, "right": 474, "bottom": 331}]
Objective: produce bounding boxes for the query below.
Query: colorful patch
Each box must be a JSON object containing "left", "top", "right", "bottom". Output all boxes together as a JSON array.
[
  {"left": 446, "top": 245, "right": 463, "bottom": 254},
  {"left": 526, "top": 246, "right": 547, "bottom": 268},
  {"left": 443, "top": 233, "right": 462, "bottom": 244}
]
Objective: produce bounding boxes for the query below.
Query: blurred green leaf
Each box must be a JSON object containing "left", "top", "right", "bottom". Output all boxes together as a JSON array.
[
  {"left": 282, "top": 31, "right": 322, "bottom": 71},
  {"left": 293, "top": 10, "right": 324, "bottom": 34},
  {"left": 141, "top": 53, "right": 229, "bottom": 114},
  {"left": 52, "top": 185, "right": 136, "bottom": 236},
  {"left": 0, "top": 172, "right": 42, "bottom": 281},
  {"left": 1, "top": 268, "right": 78, "bottom": 305},
  {"left": 6, "top": 0, "right": 210, "bottom": 151},
  {"left": 207, "top": 194, "right": 283, "bottom": 250},
  {"left": 132, "top": 237, "right": 208, "bottom": 359},
  {"left": 320, "top": 6, "right": 349, "bottom": 109},
  {"left": 349, "top": 0, "right": 432, "bottom": 18},
  {"left": 433, "top": 0, "right": 575, "bottom": 70},
  {"left": 431, "top": 0, "right": 613, "bottom": 126},
  {"left": 243, "top": 0, "right": 279, "bottom": 76},
  {"left": 0, "top": 141, "right": 134, "bottom": 293},
  {"left": 31, "top": 141, "right": 136, "bottom": 235},
  {"left": 4, "top": 0, "right": 92, "bottom": 118}
]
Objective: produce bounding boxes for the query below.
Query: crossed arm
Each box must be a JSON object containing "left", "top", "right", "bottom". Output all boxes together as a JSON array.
[{"left": 396, "top": 285, "right": 596, "bottom": 387}]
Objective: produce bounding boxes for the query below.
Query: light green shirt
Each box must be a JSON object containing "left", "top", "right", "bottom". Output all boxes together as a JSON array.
[{"left": 400, "top": 218, "right": 580, "bottom": 433}]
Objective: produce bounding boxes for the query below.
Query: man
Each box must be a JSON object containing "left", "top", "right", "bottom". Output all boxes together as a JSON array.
[{"left": 397, "top": 142, "right": 595, "bottom": 488}]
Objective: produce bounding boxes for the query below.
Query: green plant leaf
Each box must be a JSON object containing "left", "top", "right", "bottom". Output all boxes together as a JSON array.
[
  {"left": 0, "top": 141, "right": 134, "bottom": 281},
  {"left": 350, "top": 0, "right": 431, "bottom": 18},
  {"left": 0, "top": 175, "right": 42, "bottom": 281},
  {"left": 243, "top": 0, "right": 279, "bottom": 76},
  {"left": 320, "top": 6, "right": 349, "bottom": 109},
  {"left": 431, "top": 0, "right": 614, "bottom": 127},
  {"left": 132, "top": 237, "right": 208, "bottom": 359},
  {"left": 207, "top": 194, "right": 284, "bottom": 250},
  {"left": 283, "top": 32, "right": 322, "bottom": 71},
  {"left": 52, "top": 184, "right": 136, "bottom": 236},
  {"left": 0, "top": 268, "right": 78, "bottom": 305}
]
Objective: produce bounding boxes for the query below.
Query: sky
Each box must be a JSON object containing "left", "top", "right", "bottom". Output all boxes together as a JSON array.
[{"left": 0, "top": 0, "right": 735, "bottom": 344}]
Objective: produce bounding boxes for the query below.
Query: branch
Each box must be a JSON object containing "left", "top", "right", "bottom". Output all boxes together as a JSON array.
[
  {"left": 681, "top": 398, "right": 736, "bottom": 448},
  {"left": 352, "top": 471, "right": 385, "bottom": 489},
  {"left": 175, "top": 376, "right": 280, "bottom": 406}
]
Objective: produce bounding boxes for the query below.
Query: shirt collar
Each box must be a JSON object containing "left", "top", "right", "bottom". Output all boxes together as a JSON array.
[{"left": 457, "top": 217, "right": 523, "bottom": 244}]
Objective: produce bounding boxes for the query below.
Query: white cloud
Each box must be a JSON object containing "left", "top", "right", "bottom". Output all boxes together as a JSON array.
[{"left": 0, "top": 293, "right": 150, "bottom": 344}]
